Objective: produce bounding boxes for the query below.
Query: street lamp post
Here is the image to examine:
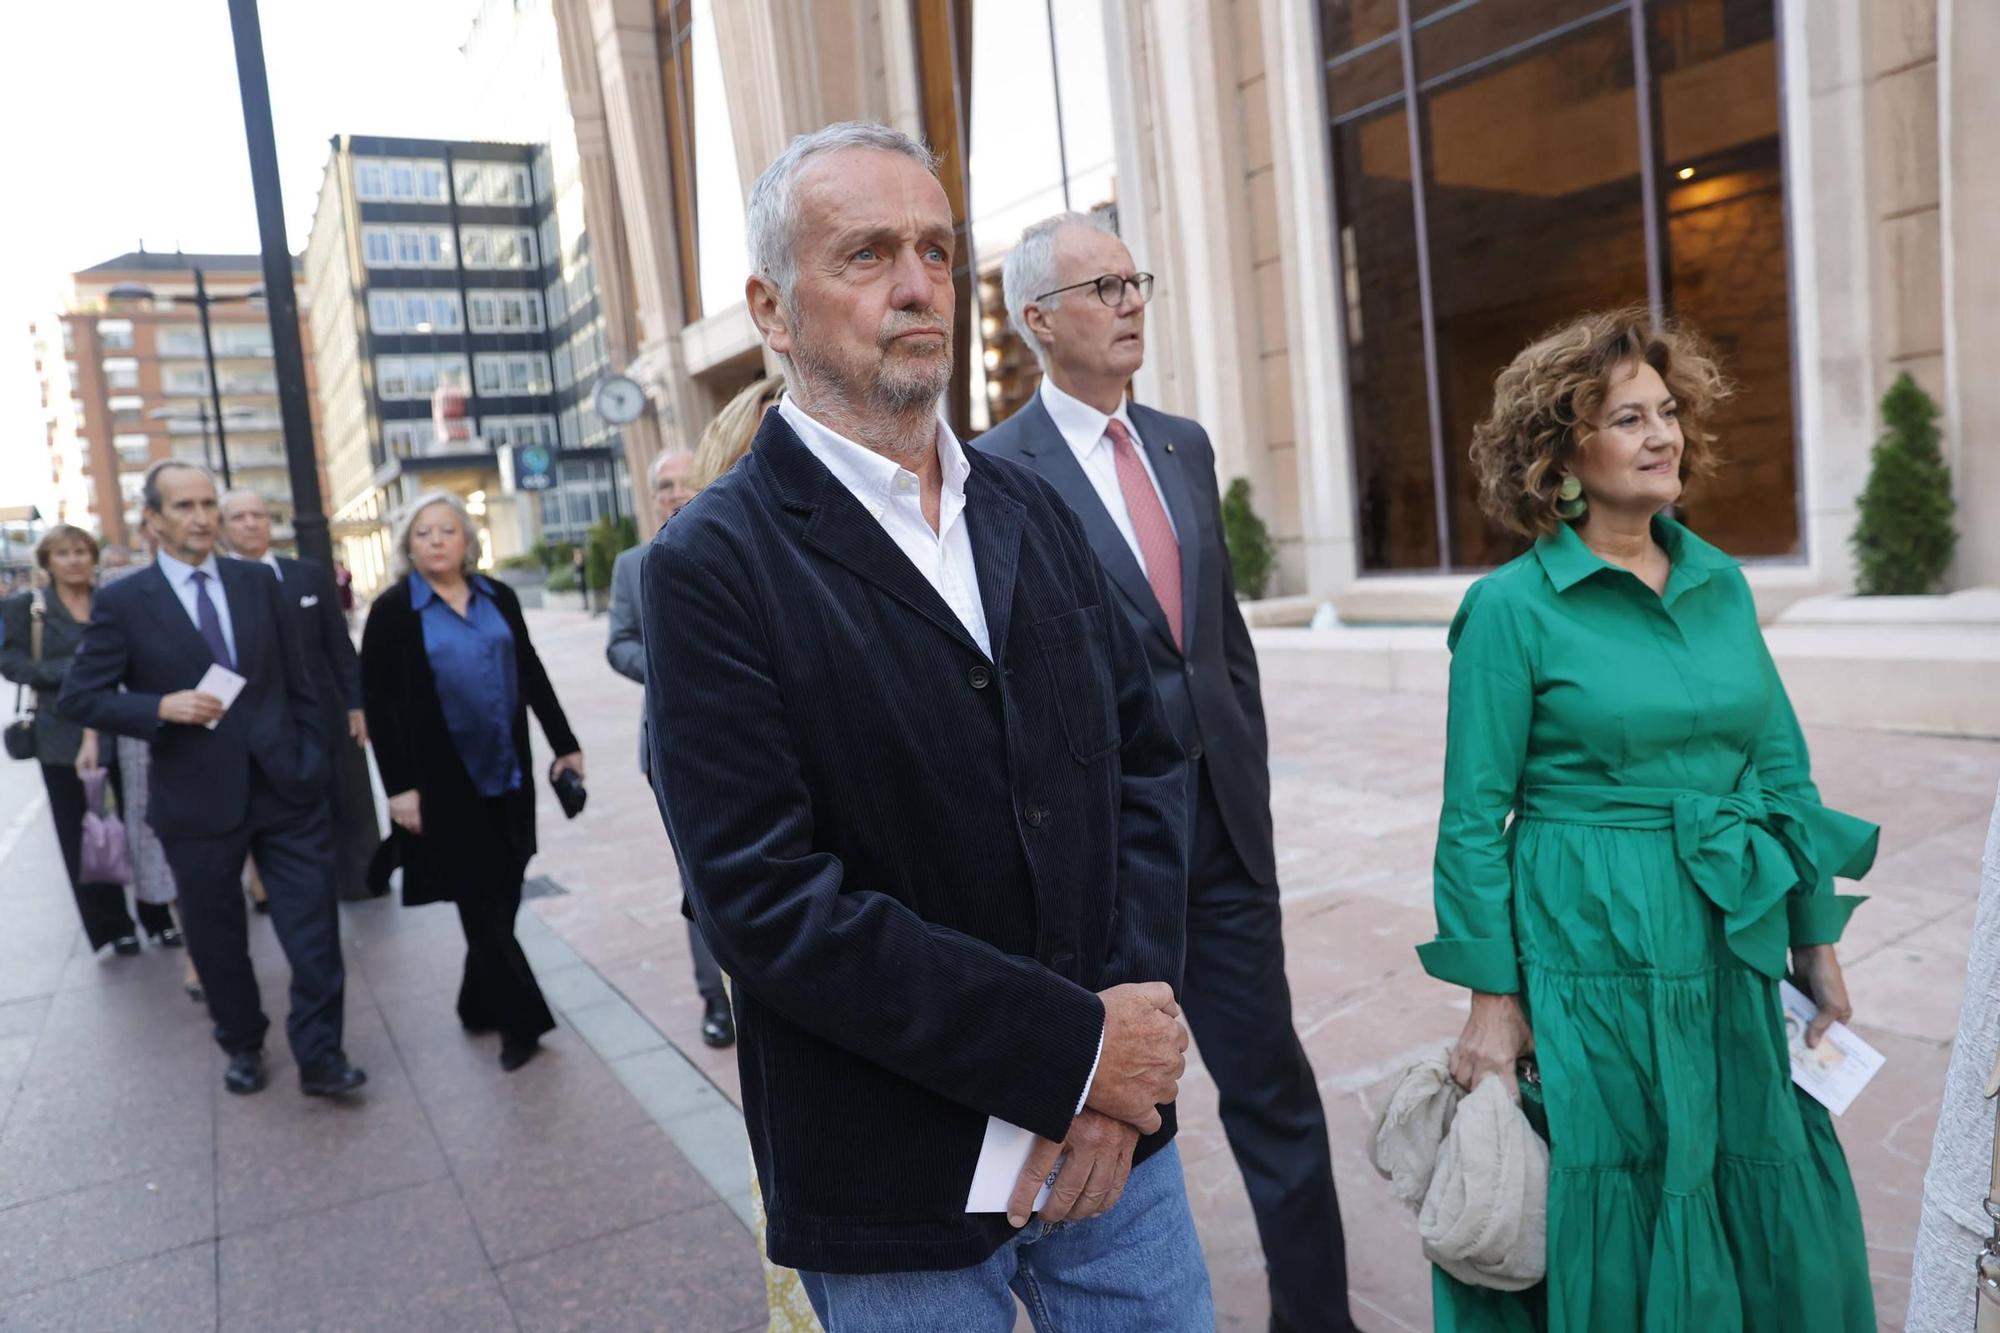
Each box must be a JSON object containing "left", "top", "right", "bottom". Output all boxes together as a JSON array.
[{"left": 194, "top": 268, "right": 232, "bottom": 488}]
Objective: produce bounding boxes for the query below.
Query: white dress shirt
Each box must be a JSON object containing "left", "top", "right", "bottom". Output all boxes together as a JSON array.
[
  {"left": 778, "top": 396, "right": 1102, "bottom": 1189},
  {"left": 778, "top": 395, "right": 991, "bottom": 657},
  {"left": 1037, "top": 378, "right": 1178, "bottom": 575},
  {"left": 155, "top": 548, "right": 239, "bottom": 665}
]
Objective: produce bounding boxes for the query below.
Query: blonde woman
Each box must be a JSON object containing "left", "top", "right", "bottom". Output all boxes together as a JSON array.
[
  {"left": 686, "top": 374, "right": 817, "bottom": 1333},
  {"left": 1421, "top": 309, "right": 1878, "bottom": 1329},
  {"left": 360, "top": 492, "right": 583, "bottom": 1072}
]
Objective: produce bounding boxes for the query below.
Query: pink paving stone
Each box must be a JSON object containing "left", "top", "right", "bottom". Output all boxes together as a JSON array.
[{"left": 514, "top": 604, "right": 1997, "bottom": 1332}]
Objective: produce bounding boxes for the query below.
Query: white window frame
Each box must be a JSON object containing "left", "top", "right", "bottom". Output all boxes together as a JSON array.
[
  {"left": 362, "top": 226, "right": 395, "bottom": 267},
  {"left": 367, "top": 291, "right": 402, "bottom": 332},
  {"left": 376, "top": 355, "right": 408, "bottom": 399},
  {"left": 356, "top": 160, "right": 389, "bottom": 201}
]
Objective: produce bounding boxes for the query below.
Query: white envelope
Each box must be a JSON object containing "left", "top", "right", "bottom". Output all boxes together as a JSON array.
[
  {"left": 194, "top": 663, "right": 248, "bottom": 730},
  {"left": 964, "top": 1117, "right": 1058, "bottom": 1214}
]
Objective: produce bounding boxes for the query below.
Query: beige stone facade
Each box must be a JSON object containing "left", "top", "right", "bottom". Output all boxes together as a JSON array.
[{"left": 557, "top": 0, "right": 1996, "bottom": 616}]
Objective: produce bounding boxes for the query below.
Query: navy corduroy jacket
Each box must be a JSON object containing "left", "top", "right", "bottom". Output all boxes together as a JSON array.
[{"left": 641, "top": 410, "right": 1189, "bottom": 1274}]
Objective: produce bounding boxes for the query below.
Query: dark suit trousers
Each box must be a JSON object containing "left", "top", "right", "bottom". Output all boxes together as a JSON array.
[
  {"left": 453, "top": 797, "right": 556, "bottom": 1042},
  {"left": 1180, "top": 765, "right": 1356, "bottom": 1333},
  {"left": 160, "top": 769, "right": 346, "bottom": 1067}
]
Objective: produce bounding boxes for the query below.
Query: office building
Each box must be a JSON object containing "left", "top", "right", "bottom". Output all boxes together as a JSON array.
[
  {"left": 553, "top": 0, "right": 2000, "bottom": 614},
  {"left": 304, "top": 131, "right": 624, "bottom": 594},
  {"left": 44, "top": 249, "right": 318, "bottom": 549}
]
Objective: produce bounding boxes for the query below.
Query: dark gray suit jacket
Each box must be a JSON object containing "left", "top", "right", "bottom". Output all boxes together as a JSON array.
[
  {"left": 977, "top": 394, "right": 1275, "bottom": 885},
  {"left": 606, "top": 543, "right": 650, "bottom": 772}
]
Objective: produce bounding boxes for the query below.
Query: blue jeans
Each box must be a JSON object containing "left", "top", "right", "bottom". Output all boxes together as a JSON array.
[{"left": 798, "top": 1142, "right": 1214, "bottom": 1332}]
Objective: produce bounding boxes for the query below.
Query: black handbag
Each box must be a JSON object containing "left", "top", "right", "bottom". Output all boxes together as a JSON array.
[
  {"left": 549, "top": 760, "right": 586, "bottom": 819},
  {"left": 3, "top": 591, "right": 43, "bottom": 762}
]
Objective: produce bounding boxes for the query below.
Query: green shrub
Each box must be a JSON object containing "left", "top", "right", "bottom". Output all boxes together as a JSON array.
[
  {"left": 545, "top": 565, "right": 578, "bottom": 593},
  {"left": 1220, "top": 477, "right": 1276, "bottom": 601},
  {"left": 532, "top": 539, "right": 578, "bottom": 572},
  {"left": 495, "top": 552, "right": 542, "bottom": 571},
  {"left": 1851, "top": 373, "right": 1957, "bottom": 595}
]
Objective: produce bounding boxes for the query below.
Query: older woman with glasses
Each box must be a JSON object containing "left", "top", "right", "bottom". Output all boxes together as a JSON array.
[{"left": 361, "top": 492, "right": 583, "bottom": 1071}]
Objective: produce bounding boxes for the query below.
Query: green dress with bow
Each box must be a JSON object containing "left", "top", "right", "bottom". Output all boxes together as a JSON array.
[{"left": 1420, "top": 517, "right": 1878, "bottom": 1332}]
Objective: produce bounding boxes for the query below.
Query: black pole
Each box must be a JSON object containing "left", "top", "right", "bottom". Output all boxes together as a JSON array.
[
  {"left": 227, "top": 0, "right": 332, "bottom": 570},
  {"left": 198, "top": 400, "right": 215, "bottom": 474},
  {"left": 194, "top": 268, "right": 233, "bottom": 487}
]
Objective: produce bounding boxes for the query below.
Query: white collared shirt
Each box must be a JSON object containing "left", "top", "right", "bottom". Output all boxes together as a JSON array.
[
  {"left": 229, "top": 550, "right": 284, "bottom": 582},
  {"left": 155, "top": 548, "right": 239, "bottom": 664},
  {"left": 1037, "top": 378, "right": 1177, "bottom": 575},
  {"left": 778, "top": 395, "right": 992, "bottom": 658}
]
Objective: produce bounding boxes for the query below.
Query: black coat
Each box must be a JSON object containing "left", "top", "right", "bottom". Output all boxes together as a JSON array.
[
  {"left": 58, "top": 560, "right": 324, "bottom": 836},
  {"left": 359, "top": 574, "right": 577, "bottom": 905},
  {"left": 266, "top": 555, "right": 361, "bottom": 715},
  {"left": 978, "top": 396, "right": 1276, "bottom": 884},
  {"left": 2, "top": 587, "right": 89, "bottom": 765},
  {"left": 642, "top": 409, "right": 1189, "bottom": 1275}
]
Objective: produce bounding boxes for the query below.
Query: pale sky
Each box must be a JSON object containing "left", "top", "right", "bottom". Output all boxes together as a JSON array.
[{"left": 0, "top": 0, "right": 500, "bottom": 516}]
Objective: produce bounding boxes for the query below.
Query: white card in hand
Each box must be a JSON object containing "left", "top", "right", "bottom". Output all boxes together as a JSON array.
[
  {"left": 964, "top": 1117, "right": 1058, "bottom": 1214},
  {"left": 1779, "top": 980, "right": 1885, "bottom": 1116},
  {"left": 194, "top": 664, "right": 248, "bottom": 730}
]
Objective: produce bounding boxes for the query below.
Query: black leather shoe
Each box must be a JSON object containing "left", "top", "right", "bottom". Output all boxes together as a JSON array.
[
  {"left": 224, "top": 1049, "right": 267, "bottom": 1095},
  {"left": 700, "top": 995, "right": 735, "bottom": 1049},
  {"left": 111, "top": 936, "right": 141, "bottom": 957},
  {"left": 299, "top": 1053, "right": 367, "bottom": 1097},
  {"left": 499, "top": 1036, "right": 541, "bottom": 1072},
  {"left": 156, "top": 926, "right": 184, "bottom": 948}
]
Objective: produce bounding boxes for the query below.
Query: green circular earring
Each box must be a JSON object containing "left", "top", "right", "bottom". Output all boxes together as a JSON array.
[{"left": 1555, "top": 473, "right": 1587, "bottom": 519}]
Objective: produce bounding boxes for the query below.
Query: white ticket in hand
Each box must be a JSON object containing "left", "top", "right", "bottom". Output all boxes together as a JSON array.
[
  {"left": 1780, "top": 980, "right": 1885, "bottom": 1116},
  {"left": 964, "top": 1117, "right": 1058, "bottom": 1214},
  {"left": 194, "top": 664, "right": 248, "bottom": 730}
]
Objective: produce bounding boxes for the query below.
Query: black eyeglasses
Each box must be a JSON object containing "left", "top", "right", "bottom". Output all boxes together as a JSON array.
[{"left": 1034, "top": 272, "right": 1155, "bottom": 308}]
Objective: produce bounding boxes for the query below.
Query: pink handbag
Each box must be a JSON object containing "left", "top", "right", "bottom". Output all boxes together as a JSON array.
[{"left": 79, "top": 768, "right": 132, "bottom": 886}]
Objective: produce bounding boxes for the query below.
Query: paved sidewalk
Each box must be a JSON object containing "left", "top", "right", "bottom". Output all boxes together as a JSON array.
[
  {"left": 515, "top": 603, "right": 1998, "bottom": 1333},
  {"left": 0, "top": 756, "right": 765, "bottom": 1332}
]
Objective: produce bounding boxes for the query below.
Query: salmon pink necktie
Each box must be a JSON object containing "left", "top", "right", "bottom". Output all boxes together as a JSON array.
[{"left": 1105, "top": 419, "right": 1183, "bottom": 650}]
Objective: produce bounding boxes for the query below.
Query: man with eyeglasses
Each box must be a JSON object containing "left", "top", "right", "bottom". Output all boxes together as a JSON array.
[{"left": 979, "top": 213, "right": 1357, "bottom": 1333}]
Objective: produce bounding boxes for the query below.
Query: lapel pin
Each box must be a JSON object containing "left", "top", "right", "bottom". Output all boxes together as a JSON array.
[{"left": 1165, "top": 443, "right": 1175, "bottom": 453}]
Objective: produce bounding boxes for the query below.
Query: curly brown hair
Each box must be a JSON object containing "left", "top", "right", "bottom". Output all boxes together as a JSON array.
[{"left": 1469, "top": 307, "right": 1733, "bottom": 539}]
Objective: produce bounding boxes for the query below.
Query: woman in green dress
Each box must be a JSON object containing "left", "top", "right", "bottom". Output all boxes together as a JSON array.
[{"left": 1422, "top": 309, "right": 1879, "bottom": 1332}]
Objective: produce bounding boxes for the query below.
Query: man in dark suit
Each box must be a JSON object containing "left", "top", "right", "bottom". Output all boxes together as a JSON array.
[
  {"left": 643, "top": 122, "right": 1208, "bottom": 1330},
  {"left": 61, "top": 461, "right": 363, "bottom": 1098},
  {"left": 220, "top": 489, "right": 381, "bottom": 902},
  {"left": 978, "top": 213, "right": 1356, "bottom": 1333}
]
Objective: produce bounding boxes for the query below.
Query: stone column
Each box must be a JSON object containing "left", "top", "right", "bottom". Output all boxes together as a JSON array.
[
  {"left": 554, "top": 0, "right": 664, "bottom": 506},
  {"left": 1940, "top": 0, "right": 2000, "bottom": 587},
  {"left": 583, "top": 0, "right": 703, "bottom": 485},
  {"left": 1259, "top": 0, "right": 1359, "bottom": 599}
]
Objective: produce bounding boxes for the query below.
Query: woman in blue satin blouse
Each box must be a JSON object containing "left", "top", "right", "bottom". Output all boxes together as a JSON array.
[{"left": 360, "top": 492, "right": 584, "bottom": 1071}]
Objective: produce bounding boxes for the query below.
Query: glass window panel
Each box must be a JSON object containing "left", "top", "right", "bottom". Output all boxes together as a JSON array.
[
  {"left": 689, "top": 0, "right": 750, "bottom": 316},
  {"left": 99, "top": 319, "right": 135, "bottom": 350},
  {"left": 356, "top": 161, "right": 387, "bottom": 199},
  {"left": 1326, "top": 27, "right": 1404, "bottom": 120},
  {"left": 438, "top": 357, "right": 469, "bottom": 391},
  {"left": 462, "top": 229, "right": 491, "bottom": 268},
  {"left": 1413, "top": 0, "right": 1621, "bottom": 85},
  {"left": 408, "top": 358, "right": 439, "bottom": 395},
  {"left": 425, "top": 228, "right": 453, "bottom": 266},
  {"left": 368, "top": 292, "right": 401, "bottom": 331},
  {"left": 389, "top": 162, "right": 416, "bottom": 199},
  {"left": 103, "top": 358, "right": 140, "bottom": 390},
  {"left": 455, "top": 162, "right": 484, "bottom": 204},
  {"left": 404, "top": 296, "right": 430, "bottom": 329},
  {"left": 395, "top": 228, "right": 424, "bottom": 265},
  {"left": 432, "top": 292, "right": 462, "bottom": 330},
  {"left": 1654, "top": 0, "right": 1794, "bottom": 557},
  {"left": 377, "top": 356, "right": 407, "bottom": 398},
  {"left": 1422, "top": 13, "right": 1645, "bottom": 569},
  {"left": 418, "top": 163, "right": 447, "bottom": 201},
  {"left": 475, "top": 356, "right": 504, "bottom": 395},
  {"left": 363, "top": 228, "right": 395, "bottom": 266},
  {"left": 506, "top": 358, "right": 532, "bottom": 393},
  {"left": 492, "top": 230, "right": 519, "bottom": 268},
  {"left": 1320, "top": 0, "right": 1400, "bottom": 59},
  {"left": 1332, "top": 104, "right": 1438, "bottom": 571}
]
